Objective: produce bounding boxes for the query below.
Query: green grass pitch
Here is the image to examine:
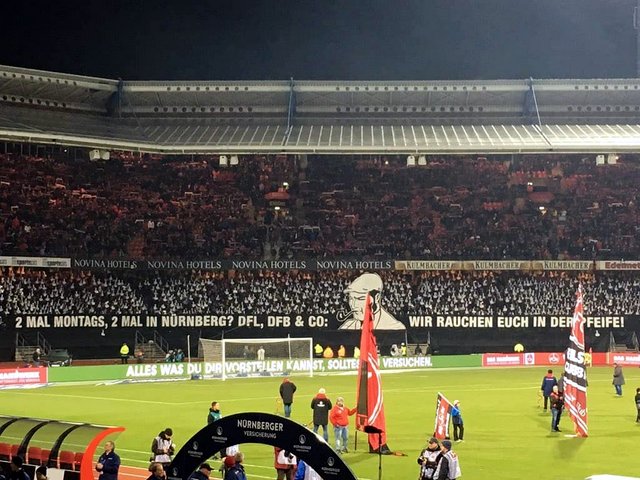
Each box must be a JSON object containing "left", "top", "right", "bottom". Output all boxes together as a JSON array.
[{"left": 1, "top": 366, "right": 639, "bottom": 480}]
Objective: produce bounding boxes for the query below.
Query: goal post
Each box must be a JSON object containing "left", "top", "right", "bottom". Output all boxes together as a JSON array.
[{"left": 198, "top": 336, "right": 314, "bottom": 380}]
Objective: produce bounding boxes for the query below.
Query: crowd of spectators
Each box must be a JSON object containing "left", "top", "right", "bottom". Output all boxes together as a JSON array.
[
  {"left": 3, "top": 268, "right": 640, "bottom": 317},
  {"left": 1, "top": 152, "right": 640, "bottom": 260}
]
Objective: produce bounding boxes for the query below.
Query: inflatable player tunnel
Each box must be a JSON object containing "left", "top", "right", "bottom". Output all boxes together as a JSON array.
[{"left": 0, "top": 416, "right": 124, "bottom": 480}]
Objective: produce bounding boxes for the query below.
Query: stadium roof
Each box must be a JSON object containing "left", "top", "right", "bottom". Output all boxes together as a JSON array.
[{"left": 2, "top": 64, "right": 640, "bottom": 154}]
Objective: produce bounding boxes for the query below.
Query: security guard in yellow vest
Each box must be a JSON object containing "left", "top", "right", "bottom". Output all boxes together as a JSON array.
[{"left": 120, "top": 343, "right": 130, "bottom": 364}]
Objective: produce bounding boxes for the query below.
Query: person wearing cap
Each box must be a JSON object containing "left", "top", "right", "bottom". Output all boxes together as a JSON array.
[
  {"left": 224, "top": 452, "right": 247, "bottom": 480},
  {"left": 329, "top": 396, "right": 357, "bottom": 453},
  {"left": 417, "top": 437, "right": 442, "bottom": 480},
  {"left": 311, "top": 388, "right": 332, "bottom": 441},
  {"left": 151, "top": 428, "right": 175, "bottom": 468},
  {"left": 279, "top": 378, "right": 297, "bottom": 418},
  {"left": 451, "top": 400, "right": 464, "bottom": 442},
  {"left": 10, "top": 457, "right": 31, "bottom": 480},
  {"left": 188, "top": 463, "right": 212, "bottom": 480},
  {"left": 434, "top": 440, "right": 461, "bottom": 480},
  {"left": 339, "top": 273, "right": 405, "bottom": 330},
  {"left": 95, "top": 441, "right": 120, "bottom": 480}
]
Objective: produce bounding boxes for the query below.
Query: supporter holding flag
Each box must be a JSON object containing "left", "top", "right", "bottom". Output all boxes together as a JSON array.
[{"left": 451, "top": 400, "right": 464, "bottom": 442}]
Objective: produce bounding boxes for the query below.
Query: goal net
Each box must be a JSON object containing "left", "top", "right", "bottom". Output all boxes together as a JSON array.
[{"left": 198, "top": 337, "right": 314, "bottom": 380}]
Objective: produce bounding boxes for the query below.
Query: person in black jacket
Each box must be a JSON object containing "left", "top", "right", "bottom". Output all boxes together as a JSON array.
[
  {"left": 635, "top": 387, "right": 640, "bottom": 423},
  {"left": 540, "top": 369, "right": 557, "bottom": 411},
  {"left": 96, "top": 441, "right": 120, "bottom": 480},
  {"left": 417, "top": 437, "right": 442, "bottom": 480},
  {"left": 279, "top": 378, "right": 297, "bottom": 418},
  {"left": 187, "top": 463, "right": 212, "bottom": 480},
  {"left": 310, "top": 388, "right": 332, "bottom": 441},
  {"left": 9, "top": 457, "right": 30, "bottom": 480}
]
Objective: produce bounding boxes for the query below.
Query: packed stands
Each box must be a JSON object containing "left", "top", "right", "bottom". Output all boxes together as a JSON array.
[
  {"left": 3, "top": 269, "right": 640, "bottom": 317},
  {"left": 1, "top": 152, "right": 639, "bottom": 261}
]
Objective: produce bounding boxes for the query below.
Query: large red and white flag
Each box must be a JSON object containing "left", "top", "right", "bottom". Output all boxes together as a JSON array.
[
  {"left": 564, "top": 284, "right": 589, "bottom": 437},
  {"left": 355, "top": 292, "right": 390, "bottom": 453},
  {"left": 433, "top": 392, "right": 453, "bottom": 439}
]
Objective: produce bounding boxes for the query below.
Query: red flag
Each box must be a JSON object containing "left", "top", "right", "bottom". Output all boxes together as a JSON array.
[
  {"left": 355, "top": 292, "right": 389, "bottom": 452},
  {"left": 434, "top": 392, "right": 453, "bottom": 439},
  {"left": 564, "top": 284, "right": 589, "bottom": 437}
]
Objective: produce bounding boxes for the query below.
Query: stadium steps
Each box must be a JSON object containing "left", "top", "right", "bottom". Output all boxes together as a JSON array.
[
  {"left": 134, "top": 330, "right": 169, "bottom": 362},
  {"left": 14, "top": 345, "right": 39, "bottom": 362}
]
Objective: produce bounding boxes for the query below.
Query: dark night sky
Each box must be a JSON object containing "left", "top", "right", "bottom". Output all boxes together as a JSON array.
[{"left": 1, "top": 0, "right": 638, "bottom": 81}]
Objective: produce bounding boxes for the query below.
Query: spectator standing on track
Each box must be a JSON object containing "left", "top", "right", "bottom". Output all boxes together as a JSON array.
[
  {"left": 120, "top": 343, "right": 130, "bottom": 364},
  {"left": 279, "top": 378, "right": 297, "bottom": 418},
  {"left": 151, "top": 428, "right": 175, "bottom": 468},
  {"left": 96, "top": 441, "right": 120, "bottom": 480},
  {"left": 635, "top": 387, "right": 640, "bottom": 422},
  {"left": 613, "top": 363, "right": 625, "bottom": 396},
  {"left": 540, "top": 369, "right": 557, "bottom": 411},
  {"left": 311, "top": 388, "right": 332, "bottom": 441}
]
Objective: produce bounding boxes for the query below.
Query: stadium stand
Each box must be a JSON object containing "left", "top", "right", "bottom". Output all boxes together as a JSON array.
[{"left": 1, "top": 153, "right": 640, "bottom": 261}]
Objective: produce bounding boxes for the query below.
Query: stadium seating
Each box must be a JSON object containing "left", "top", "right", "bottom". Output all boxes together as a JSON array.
[
  {"left": 0, "top": 443, "right": 10, "bottom": 461},
  {"left": 58, "top": 450, "right": 75, "bottom": 470},
  {"left": 2, "top": 152, "right": 640, "bottom": 260},
  {"left": 73, "top": 452, "right": 83, "bottom": 471},
  {"left": 27, "top": 445, "right": 42, "bottom": 465}
]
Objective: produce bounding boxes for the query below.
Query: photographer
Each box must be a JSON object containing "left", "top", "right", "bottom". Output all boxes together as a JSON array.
[
  {"left": 417, "top": 437, "right": 442, "bottom": 480},
  {"left": 151, "top": 428, "right": 175, "bottom": 468}
]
